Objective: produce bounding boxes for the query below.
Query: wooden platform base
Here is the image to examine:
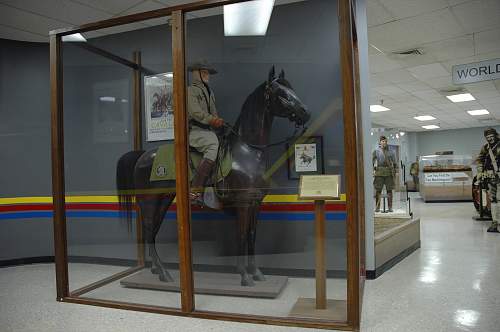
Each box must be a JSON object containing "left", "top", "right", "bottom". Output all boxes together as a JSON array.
[
  {"left": 120, "top": 269, "right": 288, "bottom": 298},
  {"left": 289, "top": 298, "right": 347, "bottom": 321}
]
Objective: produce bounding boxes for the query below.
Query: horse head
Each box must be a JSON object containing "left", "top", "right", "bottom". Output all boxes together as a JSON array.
[{"left": 265, "top": 66, "right": 310, "bottom": 126}]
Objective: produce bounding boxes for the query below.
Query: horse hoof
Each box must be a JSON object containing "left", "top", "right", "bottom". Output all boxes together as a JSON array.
[
  {"left": 252, "top": 270, "right": 266, "bottom": 282},
  {"left": 240, "top": 274, "right": 255, "bottom": 287}
]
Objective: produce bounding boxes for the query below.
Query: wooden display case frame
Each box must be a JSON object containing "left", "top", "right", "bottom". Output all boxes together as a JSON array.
[{"left": 50, "top": 0, "right": 365, "bottom": 330}]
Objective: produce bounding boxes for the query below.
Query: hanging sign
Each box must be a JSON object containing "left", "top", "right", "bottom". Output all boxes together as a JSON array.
[{"left": 452, "top": 58, "right": 500, "bottom": 84}]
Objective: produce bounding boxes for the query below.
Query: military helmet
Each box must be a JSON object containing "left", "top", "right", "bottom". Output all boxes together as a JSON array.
[
  {"left": 484, "top": 127, "right": 498, "bottom": 137},
  {"left": 188, "top": 60, "right": 217, "bottom": 74}
]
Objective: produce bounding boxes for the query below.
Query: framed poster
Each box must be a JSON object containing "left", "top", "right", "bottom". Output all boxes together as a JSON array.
[
  {"left": 144, "top": 73, "right": 174, "bottom": 141},
  {"left": 287, "top": 136, "right": 324, "bottom": 180}
]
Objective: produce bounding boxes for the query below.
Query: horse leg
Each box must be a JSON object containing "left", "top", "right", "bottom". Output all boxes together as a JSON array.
[
  {"left": 236, "top": 206, "right": 254, "bottom": 287},
  {"left": 138, "top": 196, "right": 174, "bottom": 282},
  {"left": 247, "top": 204, "right": 266, "bottom": 281}
]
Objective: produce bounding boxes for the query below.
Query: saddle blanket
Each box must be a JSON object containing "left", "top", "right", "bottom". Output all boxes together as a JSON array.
[{"left": 150, "top": 143, "right": 232, "bottom": 182}]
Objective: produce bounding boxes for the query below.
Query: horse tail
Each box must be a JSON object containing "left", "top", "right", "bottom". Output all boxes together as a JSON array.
[{"left": 116, "top": 150, "right": 144, "bottom": 231}]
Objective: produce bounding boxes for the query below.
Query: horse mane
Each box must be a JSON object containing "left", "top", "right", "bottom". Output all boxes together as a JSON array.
[{"left": 234, "top": 82, "right": 267, "bottom": 135}]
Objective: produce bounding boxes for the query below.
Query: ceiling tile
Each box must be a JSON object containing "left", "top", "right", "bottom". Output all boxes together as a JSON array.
[
  {"left": 379, "top": 0, "right": 449, "bottom": 19},
  {"left": 120, "top": 0, "right": 164, "bottom": 15},
  {"left": 398, "top": 80, "right": 432, "bottom": 92},
  {"left": 374, "top": 85, "right": 407, "bottom": 95},
  {"left": 366, "top": 0, "right": 396, "bottom": 27},
  {"left": 407, "top": 63, "right": 450, "bottom": 79},
  {"left": 0, "top": 4, "right": 67, "bottom": 37},
  {"left": 374, "top": 69, "right": 416, "bottom": 83},
  {"left": 0, "top": 24, "right": 47, "bottom": 42},
  {"left": 422, "top": 35, "right": 475, "bottom": 62},
  {"left": 368, "top": 54, "right": 403, "bottom": 73},
  {"left": 475, "top": 27, "right": 500, "bottom": 55},
  {"left": 368, "top": 9, "right": 466, "bottom": 52},
  {"left": 451, "top": 0, "right": 500, "bottom": 34},
  {"left": 68, "top": 0, "right": 143, "bottom": 15},
  {"left": 0, "top": 0, "right": 110, "bottom": 26}
]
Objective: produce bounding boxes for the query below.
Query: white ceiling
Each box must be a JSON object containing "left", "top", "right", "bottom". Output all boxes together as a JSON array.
[
  {"left": 1, "top": 0, "right": 500, "bottom": 132},
  {"left": 367, "top": 0, "right": 500, "bottom": 132}
]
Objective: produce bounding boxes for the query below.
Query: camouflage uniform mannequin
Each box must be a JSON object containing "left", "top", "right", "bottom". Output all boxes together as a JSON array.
[
  {"left": 187, "top": 61, "right": 225, "bottom": 200},
  {"left": 476, "top": 127, "right": 500, "bottom": 233},
  {"left": 372, "top": 136, "right": 397, "bottom": 212}
]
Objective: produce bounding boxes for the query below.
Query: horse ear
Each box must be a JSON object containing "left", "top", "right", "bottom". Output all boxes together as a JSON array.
[
  {"left": 268, "top": 66, "right": 275, "bottom": 82},
  {"left": 279, "top": 69, "right": 285, "bottom": 79}
]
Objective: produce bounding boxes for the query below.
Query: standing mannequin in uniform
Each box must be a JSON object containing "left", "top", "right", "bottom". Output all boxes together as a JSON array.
[
  {"left": 372, "top": 136, "right": 397, "bottom": 212},
  {"left": 410, "top": 156, "right": 420, "bottom": 191},
  {"left": 476, "top": 127, "right": 500, "bottom": 233},
  {"left": 187, "top": 61, "right": 225, "bottom": 202}
]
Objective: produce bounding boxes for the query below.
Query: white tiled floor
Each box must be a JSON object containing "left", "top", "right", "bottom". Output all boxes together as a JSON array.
[{"left": 1, "top": 198, "right": 499, "bottom": 331}]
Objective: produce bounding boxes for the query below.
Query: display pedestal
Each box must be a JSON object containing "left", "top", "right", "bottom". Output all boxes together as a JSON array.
[
  {"left": 289, "top": 298, "right": 347, "bottom": 320},
  {"left": 120, "top": 269, "right": 288, "bottom": 298},
  {"left": 289, "top": 199, "right": 344, "bottom": 319}
]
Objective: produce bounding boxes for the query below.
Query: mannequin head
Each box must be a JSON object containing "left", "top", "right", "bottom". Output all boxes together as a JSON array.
[
  {"left": 192, "top": 69, "right": 210, "bottom": 84},
  {"left": 484, "top": 128, "right": 499, "bottom": 145},
  {"left": 379, "top": 136, "right": 388, "bottom": 149}
]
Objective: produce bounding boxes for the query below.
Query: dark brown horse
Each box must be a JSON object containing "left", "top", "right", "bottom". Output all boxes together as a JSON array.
[{"left": 117, "top": 67, "right": 310, "bottom": 286}]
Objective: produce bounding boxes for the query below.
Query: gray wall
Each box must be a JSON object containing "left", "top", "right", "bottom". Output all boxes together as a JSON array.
[
  {"left": 414, "top": 126, "right": 500, "bottom": 158},
  {"left": 1, "top": 0, "right": 350, "bottom": 269}
]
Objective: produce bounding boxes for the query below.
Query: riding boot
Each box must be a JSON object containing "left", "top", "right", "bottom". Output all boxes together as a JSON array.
[
  {"left": 375, "top": 192, "right": 381, "bottom": 212},
  {"left": 388, "top": 191, "right": 393, "bottom": 212},
  {"left": 190, "top": 158, "right": 215, "bottom": 203}
]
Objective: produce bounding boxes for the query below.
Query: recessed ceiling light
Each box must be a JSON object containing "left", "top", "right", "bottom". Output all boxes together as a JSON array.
[
  {"left": 414, "top": 115, "right": 436, "bottom": 121},
  {"left": 370, "top": 105, "right": 390, "bottom": 112},
  {"left": 400, "top": 132, "right": 405, "bottom": 136},
  {"left": 224, "top": 0, "right": 275, "bottom": 36},
  {"left": 446, "top": 93, "right": 475, "bottom": 103},
  {"left": 467, "top": 109, "right": 489, "bottom": 116},
  {"left": 422, "top": 125, "right": 440, "bottom": 130},
  {"left": 62, "top": 33, "right": 87, "bottom": 42}
]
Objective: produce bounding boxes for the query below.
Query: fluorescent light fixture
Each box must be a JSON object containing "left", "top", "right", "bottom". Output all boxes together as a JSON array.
[
  {"left": 99, "top": 96, "right": 115, "bottom": 102},
  {"left": 224, "top": 0, "right": 275, "bottom": 36},
  {"left": 400, "top": 132, "right": 405, "bottom": 136},
  {"left": 163, "top": 73, "right": 173, "bottom": 78},
  {"left": 422, "top": 125, "right": 440, "bottom": 130},
  {"left": 446, "top": 93, "right": 475, "bottom": 103},
  {"left": 467, "top": 109, "right": 489, "bottom": 116},
  {"left": 414, "top": 115, "right": 436, "bottom": 121},
  {"left": 62, "top": 33, "right": 87, "bottom": 42},
  {"left": 370, "top": 105, "right": 390, "bottom": 112}
]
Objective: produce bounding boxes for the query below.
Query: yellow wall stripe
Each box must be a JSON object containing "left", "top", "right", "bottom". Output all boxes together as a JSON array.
[{"left": 0, "top": 194, "right": 346, "bottom": 205}]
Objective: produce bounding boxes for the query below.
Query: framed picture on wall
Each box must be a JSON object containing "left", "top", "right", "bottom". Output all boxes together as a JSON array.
[
  {"left": 287, "top": 136, "right": 324, "bottom": 180},
  {"left": 144, "top": 73, "right": 174, "bottom": 141}
]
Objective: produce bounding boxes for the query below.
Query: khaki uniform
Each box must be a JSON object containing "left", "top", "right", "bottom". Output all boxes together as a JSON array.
[
  {"left": 372, "top": 147, "right": 396, "bottom": 191},
  {"left": 188, "top": 79, "right": 219, "bottom": 161},
  {"left": 476, "top": 142, "right": 500, "bottom": 227}
]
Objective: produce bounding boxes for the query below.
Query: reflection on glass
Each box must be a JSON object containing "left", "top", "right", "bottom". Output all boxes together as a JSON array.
[
  {"left": 454, "top": 309, "right": 480, "bottom": 328},
  {"left": 186, "top": 0, "right": 347, "bottom": 322}
]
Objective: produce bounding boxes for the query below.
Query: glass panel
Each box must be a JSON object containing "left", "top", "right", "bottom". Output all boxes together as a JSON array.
[
  {"left": 185, "top": 0, "right": 347, "bottom": 322},
  {"left": 63, "top": 17, "right": 181, "bottom": 308}
]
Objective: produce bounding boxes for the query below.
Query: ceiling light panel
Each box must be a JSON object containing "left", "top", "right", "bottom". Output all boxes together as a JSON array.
[
  {"left": 422, "top": 125, "right": 440, "bottom": 129},
  {"left": 370, "top": 105, "right": 391, "bottom": 112},
  {"left": 414, "top": 115, "right": 436, "bottom": 121},
  {"left": 224, "top": 0, "right": 275, "bottom": 36},
  {"left": 467, "top": 109, "right": 489, "bottom": 116},
  {"left": 446, "top": 93, "right": 475, "bottom": 102}
]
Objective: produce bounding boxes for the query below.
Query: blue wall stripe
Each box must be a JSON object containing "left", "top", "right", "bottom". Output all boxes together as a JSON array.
[{"left": 0, "top": 211, "right": 346, "bottom": 222}]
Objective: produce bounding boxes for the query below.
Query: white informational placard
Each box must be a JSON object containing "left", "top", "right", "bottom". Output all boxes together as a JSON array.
[
  {"left": 425, "top": 173, "right": 453, "bottom": 183},
  {"left": 295, "top": 143, "right": 317, "bottom": 172},
  {"left": 144, "top": 73, "right": 174, "bottom": 141},
  {"left": 299, "top": 175, "right": 340, "bottom": 200}
]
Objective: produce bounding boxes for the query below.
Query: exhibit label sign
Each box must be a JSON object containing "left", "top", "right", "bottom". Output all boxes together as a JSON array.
[
  {"left": 425, "top": 173, "right": 453, "bottom": 183},
  {"left": 144, "top": 73, "right": 174, "bottom": 141},
  {"left": 299, "top": 175, "right": 340, "bottom": 200},
  {"left": 452, "top": 58, "right": 500, "bottom": 84}
]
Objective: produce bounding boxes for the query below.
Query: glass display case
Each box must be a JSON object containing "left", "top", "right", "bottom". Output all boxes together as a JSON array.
[
  {"left": 419, "top": 155, "right": 473, "bottom": 202},
  {"left": 49, "top": 0, "right": 364, "bottom": 330}
]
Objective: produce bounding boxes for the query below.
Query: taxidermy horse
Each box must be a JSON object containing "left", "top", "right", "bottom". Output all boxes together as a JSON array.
[{"left": 117, "top": 67, "right": 310, "bottom": 286}]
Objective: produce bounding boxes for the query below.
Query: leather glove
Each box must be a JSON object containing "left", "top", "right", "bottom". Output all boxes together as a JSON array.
[{"left": 209, "top": 117, "right": 224, "bottom": 128}]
